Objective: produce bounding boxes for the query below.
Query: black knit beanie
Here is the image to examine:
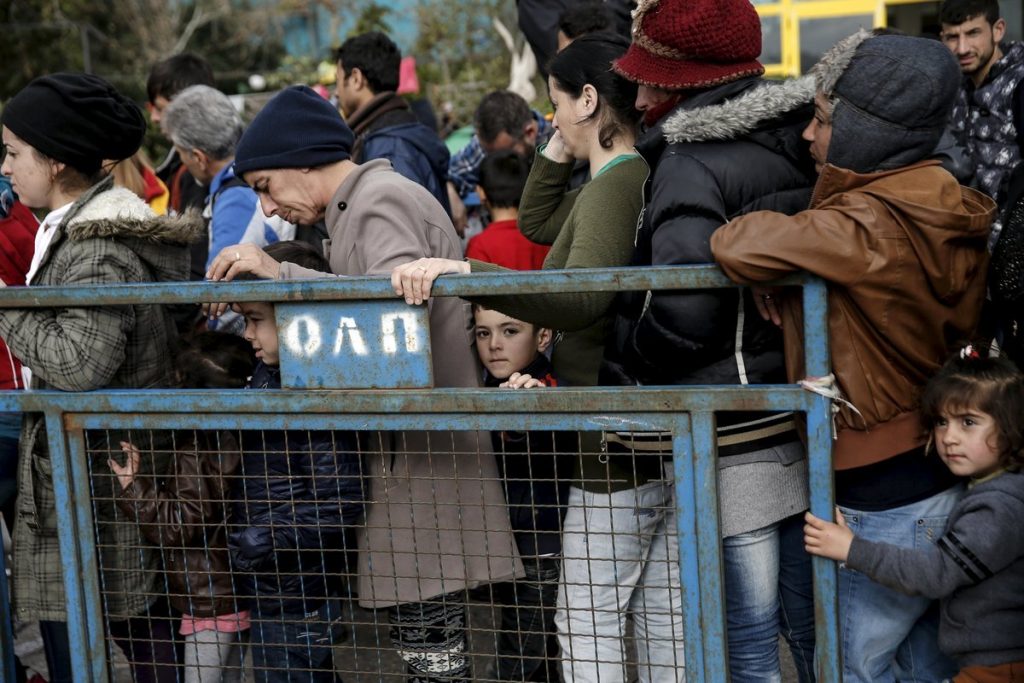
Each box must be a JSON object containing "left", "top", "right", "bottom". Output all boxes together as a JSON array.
[
  {"left": 233, "top": 86, "right": 354, "bottom": 177},
  {"left": 1, "top": 73, "right": 146, "bottom": 176}
]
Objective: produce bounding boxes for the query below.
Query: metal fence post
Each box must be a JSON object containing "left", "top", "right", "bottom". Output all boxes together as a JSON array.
[
  {"left": 47, "top": 416, "right": 107, "bottom": 683},
  {"left": 0, "top": 523, "right": 13, "bottom": 683},
  {"left": 801, "top": 277, "right": 841, "bottom": 682}
]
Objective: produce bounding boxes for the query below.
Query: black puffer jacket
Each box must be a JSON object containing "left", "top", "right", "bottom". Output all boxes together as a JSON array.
[
  {"left": 603, "top": 76, "right": 815, "bottom": 392},
  {"left": 229, "top": 362, "right": 364, "bottom": 615}
]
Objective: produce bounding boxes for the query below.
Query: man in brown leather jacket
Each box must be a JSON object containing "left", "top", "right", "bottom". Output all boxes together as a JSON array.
[{"left": 712, "top": 31, "right": 996, "bottom": 682}]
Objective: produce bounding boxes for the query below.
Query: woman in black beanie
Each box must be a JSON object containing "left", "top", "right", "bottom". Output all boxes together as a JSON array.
[{"left": 0, "top": 73, "right": 198, "bottom": 683}]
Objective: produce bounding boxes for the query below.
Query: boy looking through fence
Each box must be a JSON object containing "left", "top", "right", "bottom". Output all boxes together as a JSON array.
[
  {"left": 231, "top": 241, "right": 364, "bottom": 683},
  {"left": 472, "top": 303, "right": 568, "bottom": 680}
]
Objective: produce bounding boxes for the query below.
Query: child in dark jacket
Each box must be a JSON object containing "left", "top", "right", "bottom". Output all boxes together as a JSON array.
[
  {"left": 230, "top": 242, "right": 364, "bottom": 683},
  {"left": 109, "top": 332, "right": 255, "bottom": 683},
  {"left": 473, "top": 303, "right": 569, "bottom": 681},
  {"left": 805, "top": 350, "right": 1024, "bottom": 682}
]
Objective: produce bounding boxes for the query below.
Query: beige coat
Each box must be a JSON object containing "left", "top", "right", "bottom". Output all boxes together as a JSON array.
[{"left": 279, "top": 159, "right": 522, "bottom": 607}]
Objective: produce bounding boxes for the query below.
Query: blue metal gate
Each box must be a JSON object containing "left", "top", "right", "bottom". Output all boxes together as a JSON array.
[{"left": 0, "top": 265, "right": 839, "bottom": 682}]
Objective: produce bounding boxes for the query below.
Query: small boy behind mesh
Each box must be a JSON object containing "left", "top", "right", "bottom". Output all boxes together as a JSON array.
[
  {"left": 472, "top": 303, "right": 569, "bottom": 681},
  {"left": 465, "top": 151, "right": 550, "bottom": 270},
  {"left": 230, "top": 241, "right": 364, "bottom": 683},
  {"left": 110, "top": 331, "right": 255, "bottom": 683}
]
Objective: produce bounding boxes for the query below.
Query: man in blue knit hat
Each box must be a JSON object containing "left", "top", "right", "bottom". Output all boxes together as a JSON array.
[
  {"left": 206, "top": 85, "right": 522, "bottom": 683},
  {"left": 713, "top": 31, "right": 996, "bottom": 682}
]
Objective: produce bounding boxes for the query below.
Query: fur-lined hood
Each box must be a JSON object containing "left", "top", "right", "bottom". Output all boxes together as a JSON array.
[
  {"left": 46, "top": 177, "right": 202, "bottom": 285},
  {"left": 662, "top": 76, "right": 815, "bottom": 144},
  {"left": 65, "top": 183, "right": 203, "bottom": 245}
]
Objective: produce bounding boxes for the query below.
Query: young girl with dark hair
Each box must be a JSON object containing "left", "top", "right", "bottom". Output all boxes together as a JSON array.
[
  {"left": 110, "top": 332, "right": 255, "bottom": 683},
  {"left": 805, "top": 348, "right": 1024, "bottom": 682}
]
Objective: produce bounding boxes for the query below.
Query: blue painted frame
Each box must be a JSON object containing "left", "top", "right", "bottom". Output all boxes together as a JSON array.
[{"left": 0, "top": 266, "right": 839, "bottom": 683}]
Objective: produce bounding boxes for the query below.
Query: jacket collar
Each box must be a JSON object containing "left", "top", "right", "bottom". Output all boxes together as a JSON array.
[
  {"left": 346, "top": 91, "right": 409, "bottom": 135},
  {"left": 987, "top": 41, "right": 1024, "bottom": 84},
  {"left": 809, "top": 160, "right": 941, "bottom": 208}
]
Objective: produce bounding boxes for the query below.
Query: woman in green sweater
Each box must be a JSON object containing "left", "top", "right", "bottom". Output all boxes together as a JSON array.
[
  {"left": 393, "top": 34, "right": 684, "bottom": 683},
  {"left": 392, "top": 33, "right": 645, "bottom": 388}
]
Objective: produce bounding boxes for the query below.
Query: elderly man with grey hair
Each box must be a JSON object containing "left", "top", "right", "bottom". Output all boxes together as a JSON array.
[{"left": 162, "top": 84, "right": 294, "bottom": 276}]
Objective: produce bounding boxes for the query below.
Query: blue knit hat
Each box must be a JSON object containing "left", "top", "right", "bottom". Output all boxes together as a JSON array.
[{"left": 234, "top": 86, "right": 354, "bottom": 176}]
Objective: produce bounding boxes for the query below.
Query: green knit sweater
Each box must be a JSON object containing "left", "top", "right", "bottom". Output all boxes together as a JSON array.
[{"left": 469, "top": 152, "right": 650, "bottom": 492}]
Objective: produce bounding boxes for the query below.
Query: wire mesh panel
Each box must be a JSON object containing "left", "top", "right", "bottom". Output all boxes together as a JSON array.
[
  {"left": 0, "top": 268, "right": 840, "bottom": 683},
  {"left": 72, "top": 418, "right": 708, "bottom": 683}
]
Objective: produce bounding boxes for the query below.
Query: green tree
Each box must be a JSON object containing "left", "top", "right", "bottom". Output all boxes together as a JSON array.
[
  {"left": 0, "top": 0, "right": 287, "bottom": 101},
  {"left": 352, "top": 2, "right": 393, "bottom": 37},
  {"left": 412, "top": 0, "right": 538, "bottom": 128}
]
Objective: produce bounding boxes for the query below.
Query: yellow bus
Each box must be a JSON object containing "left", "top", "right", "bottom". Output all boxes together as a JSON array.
[{"left": 755, "top": 0, "right": 1023, "bottom": 77}]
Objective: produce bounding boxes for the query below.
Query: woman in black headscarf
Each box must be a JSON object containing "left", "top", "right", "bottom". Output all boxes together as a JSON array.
[{"left": 1, "top": 73, "right": 198, "bottom": 683}]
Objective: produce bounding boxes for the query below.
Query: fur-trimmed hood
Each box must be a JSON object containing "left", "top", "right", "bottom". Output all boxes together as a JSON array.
[
  {"left": 662, "top": 76, "right": 815, "bottom": 144},
  {"left": 54, "top": 177, "right": 202, "bottom": 284},
  {"left": 65, "top": 185, "right": 202, "bottom": 244}
]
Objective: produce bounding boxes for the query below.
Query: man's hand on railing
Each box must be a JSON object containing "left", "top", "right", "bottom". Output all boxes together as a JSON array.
[
  {"left": 204, "top": 243, "right": 283, "bottom": 318},
  {"left": 391, "top": 257, "right": 470, "bottom": 305},
  {"left": 108, "top": 441, "right": 141, "bottom": 491}
]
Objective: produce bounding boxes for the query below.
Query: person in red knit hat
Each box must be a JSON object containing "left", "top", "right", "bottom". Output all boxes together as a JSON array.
[
  {"left": 465, "top": 151, "right": 550, "bottom": 270},
  {"left": 603, "top": 0, "right": 820, "bottom": 680}
]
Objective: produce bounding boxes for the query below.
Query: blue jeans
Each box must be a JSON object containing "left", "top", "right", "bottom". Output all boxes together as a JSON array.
[
  {"left": 838, "top": 486, "right": 963, "bottom": 682},
  {"left": 723, "top": 513, "right": 816, "bottom": 683},
  {"left": 250, "top": 598, "right": 345, "bottom": 683}
]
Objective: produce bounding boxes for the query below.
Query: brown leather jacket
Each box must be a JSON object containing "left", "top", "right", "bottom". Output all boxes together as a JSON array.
[
  {"left": 712, "top": 161, "right": 994, "bottom": 470},
  {"left": 116, "top": 431, "right": 242, "bottom": 617}
]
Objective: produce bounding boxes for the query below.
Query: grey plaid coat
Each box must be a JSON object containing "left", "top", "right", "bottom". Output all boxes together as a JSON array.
[{"left": 0, "top": 178, "right": 198, "bottom": 622}]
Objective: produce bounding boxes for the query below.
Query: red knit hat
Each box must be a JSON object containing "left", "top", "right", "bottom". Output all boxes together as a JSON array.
[{"left": 613, "top": 0, "right": 765, "bottom": 91}]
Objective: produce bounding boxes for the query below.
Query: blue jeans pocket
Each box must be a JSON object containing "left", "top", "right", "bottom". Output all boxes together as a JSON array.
[{"left": 915, "top": 515, "right": 947, "bottom": 547}]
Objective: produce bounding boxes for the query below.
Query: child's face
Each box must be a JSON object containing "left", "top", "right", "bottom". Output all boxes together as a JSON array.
[
  {"left": 473, "top": 308, "right": 548, "bottom": 380},
  {"left": 238, "top": 302, "right": 279, "bottom": 366},
  {"left": 934, "top": 407, "right": 1002, "bottom": 479}
]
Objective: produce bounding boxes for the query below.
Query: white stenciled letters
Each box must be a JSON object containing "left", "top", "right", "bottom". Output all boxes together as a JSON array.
[
  {"left": 333, "top": 317, "right": 369, "bottom": 356},
  {"left": 381, "top": 312, "right": 422, "bottom": 354},
  {"left": 284, "top": 315, "right": 322, "bottom": 357}
]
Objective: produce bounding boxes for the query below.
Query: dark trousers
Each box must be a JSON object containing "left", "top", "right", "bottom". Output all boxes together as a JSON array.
[
  {"left": 41, "top": 599, "right": 181, "bottom": 683},
  {"left": 487, "top": 556, "right": 562, "bottom": 682}
]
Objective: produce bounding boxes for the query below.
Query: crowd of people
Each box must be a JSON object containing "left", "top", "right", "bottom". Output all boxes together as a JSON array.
[{"left": 0, "top": 0, "right": 1023, "bottom": 682}]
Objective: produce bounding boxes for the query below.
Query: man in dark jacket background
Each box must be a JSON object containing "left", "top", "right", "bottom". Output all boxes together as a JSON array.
[
  {"left": 335, "top": 31, "right": 451, "bottom": 215},
  {"left": 942, "top": 0, "right": 1024, "bottom": 246},
  {"left": 604, "top": 0, "right": 818, "bottom": 679}
]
